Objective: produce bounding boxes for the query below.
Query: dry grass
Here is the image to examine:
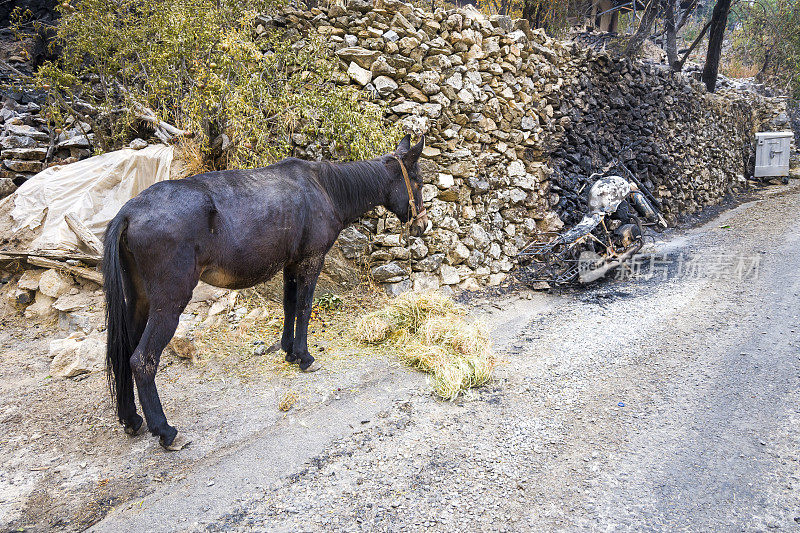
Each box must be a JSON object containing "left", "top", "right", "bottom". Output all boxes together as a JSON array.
[
  {"left": 721, "top": 59, "right": 760, "bottom": 79},
  {"left": 191, "top": 284, "right": 387, "bottom": 383},
  {"left": 175, "top": 138, "right": 213, "bottom": 179},
  {"left": 353, "top": 291, "right": 497, "bottom": 400},
  {"left": 278, "top": 391, "right": 299, "bottom": 412}
]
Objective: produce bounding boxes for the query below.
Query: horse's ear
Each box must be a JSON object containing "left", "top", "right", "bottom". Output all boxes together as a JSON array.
[
  {"left": 396, "top": 134, "right": 411, "bottom": 154},
  {"left": 403, "top": 135, "right": 425, "bottom": 165}
]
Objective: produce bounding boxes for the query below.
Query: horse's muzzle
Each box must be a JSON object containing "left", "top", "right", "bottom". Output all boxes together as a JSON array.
[{"left": 410, "top": 214, "right": 431, "bottom": 237}]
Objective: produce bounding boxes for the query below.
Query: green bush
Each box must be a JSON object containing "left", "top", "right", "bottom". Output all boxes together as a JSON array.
[{"left": 35, "top": 0, "right": 400, "bottom": 168}]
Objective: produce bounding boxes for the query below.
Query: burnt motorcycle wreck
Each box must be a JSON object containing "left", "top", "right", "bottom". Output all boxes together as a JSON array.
[{"left": 517, "top": 164, "right": 666, "bottom": 288}]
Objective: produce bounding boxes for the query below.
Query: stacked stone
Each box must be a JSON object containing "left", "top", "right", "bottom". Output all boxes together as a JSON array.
[
  {"left": 277, "top": 1, "right": 575, "bottom": 294},
  {"left": 0, "top": 97, "right": 48, "bottom": 198},
  {"left": 0, "top": 94, "right": 95, "bottom": 199},
  {"left": 270, "top": 0, "right": 788, "bottom": 294},
  {"left": 548, "top": 55, "right": 773, "bottom": 225}
]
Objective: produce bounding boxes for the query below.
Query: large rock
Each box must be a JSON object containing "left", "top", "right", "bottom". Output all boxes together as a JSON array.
[
  {"left": 336, "top": 47, "right": 380, "bottom": 69},
  {"left": 49, "top": 332, "right": 105, "bottom": 378},
  {"left": 39, "top": 269, "right": 74, "bottom": 298},
  {"left": 0, "top": 147, "right": 47, "bottom": 160},
  {"left": 337, "top": 227, "right": 370, "bottom": 259},
  {"left": 371, "top": 262, "right": 408, "bottom": 283}
]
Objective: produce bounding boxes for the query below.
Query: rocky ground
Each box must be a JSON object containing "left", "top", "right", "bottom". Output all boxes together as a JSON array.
[{"left": 1, "top": 178, "right": 796, "bottom": 532}]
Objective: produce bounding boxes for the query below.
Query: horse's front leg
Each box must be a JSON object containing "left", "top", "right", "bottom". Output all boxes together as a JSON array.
[
  {"left": 281, "top": 270, "right": 299, "bottom": 363},
  {"left": 291, "top": 256, "right": 325, "bottom": 372}
]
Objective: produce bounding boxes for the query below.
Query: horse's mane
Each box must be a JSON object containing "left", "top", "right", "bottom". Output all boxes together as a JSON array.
[{"left": 316, "top": 158, "right": 389, "bottom": 220}]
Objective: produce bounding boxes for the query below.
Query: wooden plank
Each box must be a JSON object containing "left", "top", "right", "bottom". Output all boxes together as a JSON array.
[
  {"left": 64, "top": 212, "right": 104, "bottom": 258},
  {"left": 0, "top": 250, "right": 100, "bottom": 265},
  {"left": 26, "top": 256, "right": 104, "bottom": 284}
]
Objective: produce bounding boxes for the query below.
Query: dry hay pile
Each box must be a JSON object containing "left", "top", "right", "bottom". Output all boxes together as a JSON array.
[{"left": 353, "top": 291, "right": 497, "bottom": 399}]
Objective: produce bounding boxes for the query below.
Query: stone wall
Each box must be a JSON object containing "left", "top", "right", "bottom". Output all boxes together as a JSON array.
[
  {"left": 266, "top": 1, "right": 786, "bottom": 294},
  {"left": 0, "top": 91, "right": 95, "bottom": 198},
  {"left": 1, "top": 0, "right": 790, "bottom": 295}
]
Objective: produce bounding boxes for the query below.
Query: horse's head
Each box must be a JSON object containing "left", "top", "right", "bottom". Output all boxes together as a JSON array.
[{"left": 385, "top": 134, "right": 431, "bottom": 237}]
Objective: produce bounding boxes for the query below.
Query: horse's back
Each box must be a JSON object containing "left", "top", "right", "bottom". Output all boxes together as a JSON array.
[{"left": 116, "top": 160, "right": 337, "bottom": 290}]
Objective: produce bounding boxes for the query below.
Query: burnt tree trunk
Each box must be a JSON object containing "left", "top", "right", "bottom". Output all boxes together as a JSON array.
[
  {"left": 625, "top": 0, "right": 668, "bottom": 56},
  {"left": 701, "top": 0, "right": 733, "bottom": 92},
  {"left": 665, "top": 0, "right": 679, "bottom": 69},
  {"left": 522, "top": 1, "right": 547, "bottom": 30}
]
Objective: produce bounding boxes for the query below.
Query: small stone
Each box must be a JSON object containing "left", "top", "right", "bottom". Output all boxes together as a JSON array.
[
  {"left": 129, "top": 138, "right": 148, "bottom": 150},
  {"left": 412, "top": 272, "right": 440, "bottom": 291},
  {"left": 0, "top": 177, "right": 16, "bottom": 198},
  {"left": 0, "top": 135, "right": 37, "bottom": 150},
  {"left": 17, "top": 269, "right": 44, "bottom": 291},
  {"left": 5, "top": 124, "right": 49, "bottom": 142},
  {"left": 168, "top": 336, "right": 196, "bottom": 360},
  {"left": 384, "top": 278, "right": 412, "bottom": 297},
  {"left": 437, "top": 173, "right": 454, "bottom": 189},
  {"left": 347, "top": 62, "right": 373, "bottom": 86},
  {"left": 24, "top": 291, "right": 56, "bottom": 319},
  {"left": 1, "top": 147, "right": 47, "bottom": 160},
  {"left": 373, "top": 75, "right": 398, "bottom": 97},
  {"left": 440, "top": 265, "right": 461, "bottom": 285},
  {"left": 2, "top": 160, "right": 42, "bottom": 173},
  {"left": 398, "top": 83, "right": 429, "bottom": 103},
  {"left": 338, "top": 227, "right": 369, "bottom": 259}
]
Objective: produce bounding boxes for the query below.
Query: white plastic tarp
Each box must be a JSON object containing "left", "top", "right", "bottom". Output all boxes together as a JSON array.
[{"left": 9, "top": 144, "right": 174, "bottom": 253}]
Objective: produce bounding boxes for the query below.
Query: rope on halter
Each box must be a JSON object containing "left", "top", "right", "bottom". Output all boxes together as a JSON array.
[{"left": 393, "top": 154, "right": 426, "bottom": 228}]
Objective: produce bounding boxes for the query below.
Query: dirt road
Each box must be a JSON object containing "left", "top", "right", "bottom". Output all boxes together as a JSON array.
[
  {"left": 3, "top": 181, "right": 799, "bottom": 532},
  {"left": 78, "top": 181, "right": 799, "bottom": 532}
]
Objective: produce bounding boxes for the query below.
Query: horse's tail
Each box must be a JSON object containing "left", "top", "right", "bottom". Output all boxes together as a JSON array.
[{"left": 103, "top": 213, "right": 133, "bottom": 424}]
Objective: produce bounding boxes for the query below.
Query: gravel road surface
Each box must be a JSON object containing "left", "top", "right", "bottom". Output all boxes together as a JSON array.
[{"left": 92, "top": 182, "right": 800, "bottom": 532}]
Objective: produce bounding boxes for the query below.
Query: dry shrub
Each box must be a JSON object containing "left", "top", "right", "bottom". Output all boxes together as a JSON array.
[{"left": 353, "top": 291, "right": 497, "bottom": 400}]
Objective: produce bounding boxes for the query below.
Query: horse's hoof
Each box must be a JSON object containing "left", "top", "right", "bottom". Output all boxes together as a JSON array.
[
  {"left": 285, "top": 353, "right": 300, "bottom": 364},
  {"left": 300, "top": 361, "right": 322, "bottom": 373},
  {"left": 161, "top": 433, "right": 192, "bottom": 451},
  {"left": 124, "top": 415, "right": 144, "bottom": 436}
]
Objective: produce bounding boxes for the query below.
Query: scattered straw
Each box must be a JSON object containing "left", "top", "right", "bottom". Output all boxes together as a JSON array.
[
  {"left": 352, "top": 291, "right": 497, "bottom": 400},
  {"left": 278, "top": 391, "right": 298, "bottom": 412}
]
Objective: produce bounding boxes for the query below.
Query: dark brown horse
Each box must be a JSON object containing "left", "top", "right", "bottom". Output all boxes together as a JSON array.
[{"left": 103, "top": 135, "right": 429, "bottom": 449}]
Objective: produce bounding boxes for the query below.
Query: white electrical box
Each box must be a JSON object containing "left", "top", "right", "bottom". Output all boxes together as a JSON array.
[{"left": 755, "top": 131, "right": 793, "bottom": 178}]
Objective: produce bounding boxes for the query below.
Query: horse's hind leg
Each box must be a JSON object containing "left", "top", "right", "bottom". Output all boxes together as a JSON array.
[
  {"left": 121, "top": 297, "right": 148, "bottom": 435},
  {"left": 119, "top": 253, "right": 148, "bottom": 435},
  {"left": 131, "top": 280, "right": 196, "bottom": 449}
]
